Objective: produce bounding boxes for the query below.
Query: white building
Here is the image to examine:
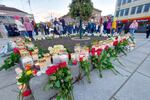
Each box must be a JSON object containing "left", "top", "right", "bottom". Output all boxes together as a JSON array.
[
  {"left": 115, "top": 0, "right": 150, "bottom": 22},
  {"left": 0, "top": 5, "right": 33, "bottom": 24}
]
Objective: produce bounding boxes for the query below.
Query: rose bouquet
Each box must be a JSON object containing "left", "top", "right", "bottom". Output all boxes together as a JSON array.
[
  {"left": 45, "top": 62, "right": 74, "bottom": 100},
  {"left": 79, "top": 56, "right": 91, "bottom": 83}
]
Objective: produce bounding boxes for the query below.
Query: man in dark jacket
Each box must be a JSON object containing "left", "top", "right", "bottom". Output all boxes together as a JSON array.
[
  {"left": 146, "top": 22, "right": 150, "bottom": 39},
  {"left": 124, "top": 20, "right": 131, "bottom": 34}
]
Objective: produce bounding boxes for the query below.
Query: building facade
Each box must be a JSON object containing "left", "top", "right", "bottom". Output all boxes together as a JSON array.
[
  {"left": 61, "top": 8, "right": 102, "bottom": 24},
  {"left": 115, "top": 0, "right": 150, "bottom": 21},
  {"left": 0, "top": 5, "right": 33, "bottom": 24}
]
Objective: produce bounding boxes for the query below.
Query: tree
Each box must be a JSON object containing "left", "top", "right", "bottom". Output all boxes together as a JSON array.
[{"left": 69, "top": 0, "right": 93, "bottom": 39}]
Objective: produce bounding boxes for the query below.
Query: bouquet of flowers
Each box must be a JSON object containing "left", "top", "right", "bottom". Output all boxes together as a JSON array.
[
  {"left": 45, "top": 62, "right": 74, "bottom": 100},
  {"left": 79, "top": 56, "right": 91, "bottom": 83},
  {"left": 16, "top": 64, "right": 37, "bottom": 100}
]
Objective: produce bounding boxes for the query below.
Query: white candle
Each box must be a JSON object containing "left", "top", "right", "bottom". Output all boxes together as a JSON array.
[
  {"left": 52, "top": 54, "right": 61, "bottom": 64},
  {"left": 60, "top": 54, "right": 68, "bottom": 64}
]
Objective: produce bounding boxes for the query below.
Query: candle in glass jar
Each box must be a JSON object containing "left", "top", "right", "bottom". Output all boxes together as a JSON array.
[
  {"left": 32, "top": 51, "right": 38, "bottom": 61},
  {"left": 60, "top": 54, "right": 68, "bottom": 64},
  {"left": 52, "top": 54, "right": 61, "bottom": 64},
  {"left": 44, "top": 53, "right": 51, "bottom": 66},
  {"left": 38, "top": 58, "right": 47, "bottom": 73}
]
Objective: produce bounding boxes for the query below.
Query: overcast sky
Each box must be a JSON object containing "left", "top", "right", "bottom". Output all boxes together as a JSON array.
[{"left": 0, "top": 0, "right": 117, "bottom": 22}]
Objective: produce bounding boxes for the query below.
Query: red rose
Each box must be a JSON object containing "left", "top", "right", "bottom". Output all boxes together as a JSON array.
[
  {"left": 59, "top": 62, "right": 67, "bottom": 68},
  {"left": 115, "top": 36, "right": 118, "bottom": 40},
  {"left": 104, "top": 45, "right": 109, "bottom": 51},
  {"left": 120, "top": 39, "right": 123, "bottom": 43},
  {"left": 32, "top": 69, "right": 37, "bottom": 75},
  {"left": 29, "top": 51, "right": 32, "bottom": 55},
  {"left": 91, "top": 51, "right": 95, "bottom": 56},
  {"left": 91, "top": 48, "right": 95, "bottom": 52},
  {"left": 46, "top": 65, "right": 58, "bottom": 76},
  {"left": 22, "top": 89, "right": 32, "bottom": 97},
  {"left": 68, "top": 54, "right": 71, "bottom": 60},
  {"left": 72, "top": 60, "right": 77, "bottom": 65},
  {"left": 13, "top": 48, "right": 20, "bottom": 54},
  {"left": 123, "top": 38, "right": 126, "bottom": 41},
  {"left": 79, "top": 57, "right": 83, "bottom": 62},
  {"left": 91, "top": 48, "right": 96, "bottom": 56},
  {"left": 113, "top": 41, "right": 118, "bottom": 46},
  {"left": 97, "top": 48, "right": 103, "bottom": 56}
]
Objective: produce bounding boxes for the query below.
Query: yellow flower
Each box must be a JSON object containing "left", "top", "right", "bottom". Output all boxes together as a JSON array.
[{"left": 26, "top": 70, "right": 32, "bottom": 76}]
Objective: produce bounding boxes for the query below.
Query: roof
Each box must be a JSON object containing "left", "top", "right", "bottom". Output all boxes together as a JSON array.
[
  {"left": 93, "top": 8, "right": 102, "bottom": 12},
  {"left": 0, "top": 5, "right": 28, "bottom": 14}
]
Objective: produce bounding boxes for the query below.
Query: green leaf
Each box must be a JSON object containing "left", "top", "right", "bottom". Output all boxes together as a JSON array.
[
  {"left": 44, "top": 83, "right": 53, "bottom": 91},
  {"left": 55, "top": 81, "right": 60, "bottom": 88},
  {"left": 56, "top": 95, "right": 61, "bottom": 100},
  {"left": 50, "top": 76, "right": 56, "bottom": 80}
]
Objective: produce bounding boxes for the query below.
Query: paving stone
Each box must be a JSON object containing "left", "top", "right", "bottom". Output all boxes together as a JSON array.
[
  {"left": 112, "top": 58, "right": 138, "bottom": 73},
  {"left": 121, "top": 50, "right": 147, "bottom": 65},
  {"left": 30, "top": 65, "right": 82, "bottom": 100},
  {"left": 30, "top": 74, "right": 58, "bottom": 100},
  {"left": 135, "top": 46, "right": 150, "bottom": 54},
  {"left": 73, "top": 67, "right": 130, "bottom": 100},
  {"left": 0, "top": 84, "right": 18, "bottom": 100},
  {"left": 137, "top": 57, "right": 150, "bottom": 77},
  {"left": 115, "top": 72, "right": 150, "bottom": 100},
  {"left": 0, "top": 68, "right": 17, "bottom": 88}
]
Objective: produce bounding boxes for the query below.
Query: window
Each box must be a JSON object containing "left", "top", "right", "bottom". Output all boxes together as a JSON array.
[
  {"left": 124, "top": 8, "right": 129, "bottom": 16},
  {"left": 137, "top": 5, "right": 143, "bottom": 14},
  {"left": 131, "top": 6, "right": 136, "bottom": 15},
  {"left": 127, "top": 0, "right": 131, "bottom": 3},
  {"left": 116, "top": 10, "right": 120, "bottom": 17},
  {"left": 143, "top": 3, "right": 150, "bottom": 12},
  {"left": 122, "top": 0, "right": 126, "bottom": 5},
  {"left": 117, "top": 0, "right": 122, "bottom": 6},
  {"left": 120, "top": 9, "right": 124, "bottom": 16}
]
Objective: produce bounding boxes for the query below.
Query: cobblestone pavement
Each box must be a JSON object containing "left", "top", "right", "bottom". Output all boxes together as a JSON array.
[{"left": 0, "top": 33, "right": 150, "bottom": 100}]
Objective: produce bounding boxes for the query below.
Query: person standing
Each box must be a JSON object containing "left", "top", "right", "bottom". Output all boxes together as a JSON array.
[
  {"left": 146, "top": 22, "right": 150, "bottom": 39},
  {"left": 117, "top": 21, "right": 123, "bottom": 34},
  {"left": 106, "top": 19, "right": 112, "bottom": 34},
  {"left": 24, "top": 17, "right": 33, "bottom": 39},
  {"left": 124, "top": 20, "right": 130, "bottom": 34},
  {"left": 129, "top": 20, "right": 138, "bottom": 43},
  {"left": 44, "top": 23, "right": 50, "bottom": 35},
  {"left": 14, "top": 17, "right": 28, "bottom": 37},
  {"left": 111, "top": 18, "right": 117, "bottom": 35},
  {"left": 103, "top": 21, "right": 107, "bottom": 34}
]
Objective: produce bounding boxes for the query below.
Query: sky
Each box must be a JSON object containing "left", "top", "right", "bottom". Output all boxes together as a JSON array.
[{"left": 0, "top": 0, "right": 117, "bottom": 22}]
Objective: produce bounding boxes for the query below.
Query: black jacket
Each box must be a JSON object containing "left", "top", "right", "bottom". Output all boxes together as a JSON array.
[{"left": 146, "top": 24, "right": 150, "bottom": 32}]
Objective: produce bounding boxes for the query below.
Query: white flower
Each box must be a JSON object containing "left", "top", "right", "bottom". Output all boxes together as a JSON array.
[{"left": 48, "top": 47, "right": 53, "bottom": 51}]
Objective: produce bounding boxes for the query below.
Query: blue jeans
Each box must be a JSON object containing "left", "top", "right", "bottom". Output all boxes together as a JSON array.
[
  {"left": 20, "top": 31, "right": 28, "bottom": 37},
  {"left": 130, "top": 28, "right": 136, "bottom": 43},
  {"left": 27, "top": 31, "right": 33, "bottom": 39}
]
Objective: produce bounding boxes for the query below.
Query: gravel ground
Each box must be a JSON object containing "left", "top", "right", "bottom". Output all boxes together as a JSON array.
[{"left": 33, "top": 36, "right": 107, "bottom": 52}]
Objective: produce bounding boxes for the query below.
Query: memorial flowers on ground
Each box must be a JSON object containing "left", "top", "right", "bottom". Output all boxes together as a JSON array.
[
  {"left": 79, "top": 56, "right": 91, "bottom": 83},
  {"left": 45, "top": 62, "right": 74, "bottom": 100},
  {"left": 0, "top": 34, "right": 134, "bottom": 99}
]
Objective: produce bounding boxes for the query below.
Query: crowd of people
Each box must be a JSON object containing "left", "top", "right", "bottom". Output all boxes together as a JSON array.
[{"left": 0, "top": 16, "right": 150, "bottom": 41}]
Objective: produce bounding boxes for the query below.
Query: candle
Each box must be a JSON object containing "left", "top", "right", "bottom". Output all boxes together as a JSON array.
[
  {"left": 32, "top": 50, "right": 38, "bottom": 61},
  {"left": 52, "top": 54, "right": 61, "bottom": 64},
  {"left": 44, "top": 53, "right": 51, "bottom": 66},
  {"left": 60, "top": 54, "right": 68, "bottom": 64},
  {"left": 38, "top": 58, "right": 47, "bottom": 73}
]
